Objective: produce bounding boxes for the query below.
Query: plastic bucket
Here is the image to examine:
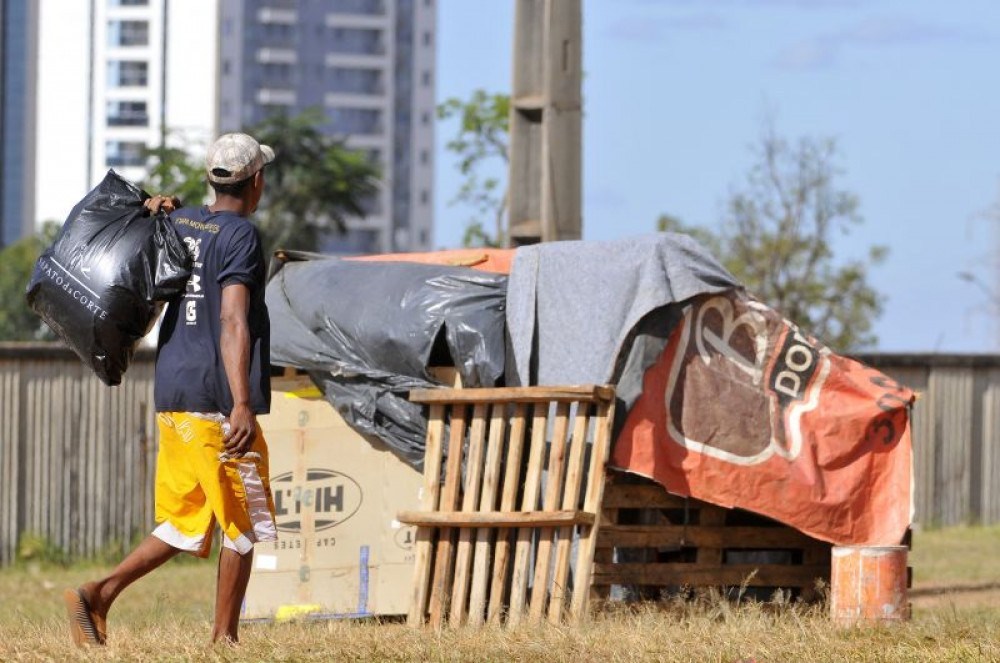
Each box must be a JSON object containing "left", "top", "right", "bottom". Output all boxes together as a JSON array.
[{"left": 830, "top": 545, "right": 910, "bottom": 624}]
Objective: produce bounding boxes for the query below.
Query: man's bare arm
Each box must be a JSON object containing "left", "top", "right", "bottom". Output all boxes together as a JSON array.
[{"left": 220, "top": 283, "right": 255, "bottom": 456}]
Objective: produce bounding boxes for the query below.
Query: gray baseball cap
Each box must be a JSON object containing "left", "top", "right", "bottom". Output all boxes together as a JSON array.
[{"left": 206, "top": 133, "right": 275, "bottom": 184}]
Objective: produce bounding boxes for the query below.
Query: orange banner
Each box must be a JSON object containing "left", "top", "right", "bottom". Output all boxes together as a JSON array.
[
  {"left": 611, "top": 291, "right": 914, "bottom": 546},
  {"left": 350, "top": 248, "right": 514, "bottom": 274}
]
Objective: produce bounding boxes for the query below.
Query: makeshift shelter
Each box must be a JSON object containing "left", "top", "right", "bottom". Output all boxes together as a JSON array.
[
  {"left": 260, "top": 234, "right": 915, "bottom": 624},
  {"left": 267, "top": 250, "right": 508, "bottom": 467}
]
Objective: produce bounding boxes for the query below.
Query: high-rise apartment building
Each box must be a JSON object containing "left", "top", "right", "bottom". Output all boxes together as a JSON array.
[
  {"left": 218, "top": 0, "right": 436, "bottom": 253},
  {"left": 0, "top": 0, "right": 39, "bottom": 246},
  {"left": 32, "top": 0, "right": 218, "bottom": 228},
  {"left": 8, "top": 0, "right": 433, "bottom": 253}
]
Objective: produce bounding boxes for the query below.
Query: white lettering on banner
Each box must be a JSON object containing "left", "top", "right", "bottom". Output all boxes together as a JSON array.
[
  {"left": 664, "top": 293, "right": 831, "bottom": 467},
  {"left": 774, "top": 371, "right": 801, "bottom": 399},
  {"left": 786, "top": 341, "right": 813, "bottom": 370},
  {"left": 774, "top": 330, "right": 815, "bottom": 399},
  {"left": 693, "top": 295, "right": 768, "bottom": 385}
]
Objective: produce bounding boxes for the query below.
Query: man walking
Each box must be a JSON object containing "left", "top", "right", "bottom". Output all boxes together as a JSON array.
[{"left": 64, "top": 133, "right": 278, "bottom": 646}]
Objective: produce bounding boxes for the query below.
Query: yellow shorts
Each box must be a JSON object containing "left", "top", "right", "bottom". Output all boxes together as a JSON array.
[{"left": 153, "top": 412, "right": 277, "bottom": 557}]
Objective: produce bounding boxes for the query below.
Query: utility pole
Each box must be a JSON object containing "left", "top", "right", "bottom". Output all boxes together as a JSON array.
[{"left": 506, "top": 0, "right": 582, "bottom": 246}]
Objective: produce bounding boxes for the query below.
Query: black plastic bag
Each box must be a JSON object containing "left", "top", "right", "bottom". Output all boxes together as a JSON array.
[
  {"left": 267, "top": 254, "right": 508, "bottom": 467},
  {"left": 25, "top": 170, "right": 192, "bottom": 385}
]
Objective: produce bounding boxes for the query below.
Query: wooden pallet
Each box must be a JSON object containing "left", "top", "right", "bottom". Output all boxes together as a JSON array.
[
  {"left": 595, "top": 474, "right": 832, "bottom": 601},
  {"left": 399, "top": 386, "right": 616, "bottom": 627}
]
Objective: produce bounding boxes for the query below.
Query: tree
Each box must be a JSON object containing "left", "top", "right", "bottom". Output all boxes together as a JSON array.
[
  {"left": 0, "top": 223, "right": 59, "bottom": 341},
  {"left": 658, "top": 126, "right": 886, "bottom": 351},
  {"left": 436, "top": 92, "right": 883, "bottom": 349},
  {"left": 140, "top": 112, "right": 381, "bottom": 257},
  {"left": 140, "top": 135, "right": 210, "bottom": 207},
  {"left": 656, "top": 213, "right": 722, "bottom": 258},
  {"left": 246, "top": 109, "right": 381, "bottom": 256},
  {"left": 438, "top": 90, "right": 510, "bottom": 247},
  {"left": 955, "top": 192, "right": 1000, "bottom": 350}
]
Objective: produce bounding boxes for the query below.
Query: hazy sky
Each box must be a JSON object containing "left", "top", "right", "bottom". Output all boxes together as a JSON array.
[{"left": 433, "top": 0, "right": 1000, "bottom": 353}]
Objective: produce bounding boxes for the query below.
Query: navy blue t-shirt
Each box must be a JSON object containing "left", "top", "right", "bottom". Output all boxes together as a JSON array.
[{"left": 154, "top": 206, "right": 271, "bottom": 414}]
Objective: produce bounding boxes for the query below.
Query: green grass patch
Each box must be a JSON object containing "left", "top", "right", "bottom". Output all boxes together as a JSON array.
[{"left": 909, "top": 524, "right": 1000, "bottom": 586}]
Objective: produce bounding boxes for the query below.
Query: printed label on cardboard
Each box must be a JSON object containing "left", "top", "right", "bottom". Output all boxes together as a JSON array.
[{"left": 271, "top": 469, "right": 363, "bottom": 532}]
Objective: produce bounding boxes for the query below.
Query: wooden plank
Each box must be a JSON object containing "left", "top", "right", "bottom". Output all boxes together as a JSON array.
[
  {"left": 590, "top": 508, "right": 617, "bottom": 600},
  {"left": 570, "top": 397, "right": 615, "bottom": 621},
  {"left": 68, "top": 367, "right": 80, "bottom": 555},
  {"left": 87, "top": 370, "right": 101, "bottom": 558},
  {"left": 602, "top": 483, "right": 693, "bottom": 509},
  {"left": 34, "top": 366, "right": 47, "bottom": 542},
  {"left": 696, "top": 503, "right": 727, "bottom": 567},
  {"left": 450, "top": 404, "right": 489, "bottom": 627},
  {"left": 468, "top": 403, "right": 507, "bottom": 626},
  {"left": 930, "top": 368, "right": 974, "bottom": 526},
  {"left": 980, "top": 368, "right": 1000, "bottom": 523},
  {"left": 548, "top": 403, "right": 591, "bottom": 623},
  {"left": 800, "top": 542, "right": 829, "bottom": 602},
  {"left": 8, "top": 364, "right": 20, "bottom": 564},
  {"left": 407, "top": 403, "right": 446, "bottom": 626},
  {"left": 398, "top": 510, "right": 596, "bottom": 528},
  {"left": 591, "top": 563, "right": 829, "bottom": 588},
  {"left": 52, "top": 370, "right": 65, "bottom": 554},
  {"left": 507, "top": 403, "right": 550, "bottom": 626},
  {"left": 0, "top": 365, "right": 17, "bottom": 565},
  {"left": 488, "top": 403, "right": 528, "bottom": 624},
  {"left": 596, "top": 525, "right": 830, "bottom": 550},
  {"left": 94, "top": 372, "right": 107, "bottom": 556},
  {"left": 410, "top": 385, "right": 615, "bottom": 405},
  {"left": 529, "top": 402, "right": 571, "bottom": 621},
  {"left": 73, "top": 369, "right": 83, "bottom": 552},
  {"left": 428, "top": 405, "right": 468, "bottom": 627}
]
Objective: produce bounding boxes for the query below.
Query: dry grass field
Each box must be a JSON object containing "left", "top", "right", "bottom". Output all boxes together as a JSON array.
[{"left": 1, "top": 525, "right": 998, "bottom": 662}]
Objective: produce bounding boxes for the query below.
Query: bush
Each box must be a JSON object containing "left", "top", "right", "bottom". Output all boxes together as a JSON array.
[{"left": 16, "top": 532, "right": 68, "bottom": 566}]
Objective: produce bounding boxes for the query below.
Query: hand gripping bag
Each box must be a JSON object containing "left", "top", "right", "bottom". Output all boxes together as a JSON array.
[{"left": 25, "top": 170, "right": 192, "bottom": 385}]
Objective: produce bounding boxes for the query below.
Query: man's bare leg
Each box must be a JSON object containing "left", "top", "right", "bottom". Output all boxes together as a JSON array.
[
  {"left": 212, "top": 547, "right": 253, "bottom": 643},
  {"left": 77, "top": 536, "right": 180, "bottom": 632}
]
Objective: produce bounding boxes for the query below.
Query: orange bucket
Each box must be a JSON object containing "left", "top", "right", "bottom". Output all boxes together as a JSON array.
[{"left": 830, "top": 545, "right": 910, "bottom": 624}]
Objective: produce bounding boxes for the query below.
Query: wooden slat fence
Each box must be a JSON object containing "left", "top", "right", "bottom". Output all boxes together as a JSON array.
[
  {"left": 857, "top": 353, "right": 1000, "bottom": 527},
  {"left": 0, "top": 348, "right": 997, "bottom": 566},
  {"left": 0, "top": 343, "right": 157, "bottom": 566}
]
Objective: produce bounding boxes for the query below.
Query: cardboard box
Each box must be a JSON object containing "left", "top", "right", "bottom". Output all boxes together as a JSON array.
[{"left": 242, "top": 376, "right": 423, "bottom": 619}]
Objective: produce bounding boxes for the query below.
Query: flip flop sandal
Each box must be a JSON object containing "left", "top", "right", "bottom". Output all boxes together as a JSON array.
[{"left": 63, "top": 588, "right": 106, "bottom": 646}]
